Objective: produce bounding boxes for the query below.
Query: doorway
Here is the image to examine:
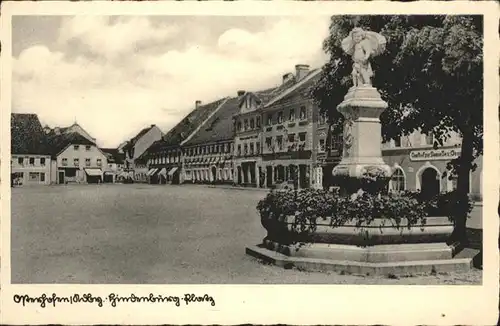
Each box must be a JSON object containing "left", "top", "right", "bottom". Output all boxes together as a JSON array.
[
  {"left": 58, "top": 171, "right": 65, "bottom": 184},
  {"left": 421, "top": 168, "right": 440, "bottom": 199}
]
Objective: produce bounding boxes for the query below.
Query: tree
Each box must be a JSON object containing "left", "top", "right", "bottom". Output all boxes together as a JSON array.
[{"left": 311, "top": 15, "right": 483, "bottom": 244}]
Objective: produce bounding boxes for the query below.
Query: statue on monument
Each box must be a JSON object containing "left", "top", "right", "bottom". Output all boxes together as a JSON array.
[{"left": 341, "top": 27, "right": 387, "bottom": 87}]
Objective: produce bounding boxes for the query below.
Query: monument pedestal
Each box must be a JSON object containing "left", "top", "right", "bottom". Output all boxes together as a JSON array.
[{"left": 332, "top": 86, "right": 392, "bottom": 181}]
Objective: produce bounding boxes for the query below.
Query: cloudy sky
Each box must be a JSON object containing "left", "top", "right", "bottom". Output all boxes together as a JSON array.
[{"left": 12, "top": 15, "right": 331, "bottom": 147}]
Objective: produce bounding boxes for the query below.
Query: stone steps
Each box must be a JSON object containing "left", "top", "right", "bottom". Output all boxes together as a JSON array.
[{"left": 246, "top": 245, "right": 473, "bottom": 276}]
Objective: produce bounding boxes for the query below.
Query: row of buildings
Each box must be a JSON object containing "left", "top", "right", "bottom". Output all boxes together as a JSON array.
[
  {"left": 11, "top": 63, "right": 483, "bottom": 199},
  {"left": 11, "top": 113, "right": 164, "bottom": 185}
]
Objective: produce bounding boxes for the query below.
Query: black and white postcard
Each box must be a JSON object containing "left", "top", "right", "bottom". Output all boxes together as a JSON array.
[{"left": 1, "top": 1, "right": 499, "bottom": 325}]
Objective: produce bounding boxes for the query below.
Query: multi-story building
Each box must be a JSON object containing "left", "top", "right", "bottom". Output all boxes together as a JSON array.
[
  {"left": 11, "top": 113, "right": 52, "bottom": 185},
  {"left": 46, "top": 132, "right": 109, "bottom": 184},
  {"left": 233, "top": 88, "right": 278, "bottom": 187},
  {"left": 144, "top": 99, "right": 228, "bottom": 184},
  {"left": 122, "top": 124, "right": 163, "bottom": 181},
  {"left": 381, "top": 130, "right": 482, "bottom": 199},
  {"left": 182, "top": 97, "right": 240, "bottom": 184},
  {"left": 259, "top": 64, "right": 323, "bottom": 189}
]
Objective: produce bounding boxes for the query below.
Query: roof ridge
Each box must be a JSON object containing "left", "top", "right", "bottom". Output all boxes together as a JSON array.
[
  {"left": 264, "top": 68, "right": 321, "bottom": 108},
  {"left": 180, "top": 97, "right": 230, "bottom": 146}
]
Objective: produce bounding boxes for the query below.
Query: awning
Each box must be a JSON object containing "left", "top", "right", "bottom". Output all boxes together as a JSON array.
[
  {"left": 147, "top": 168, "right": 157, "bottom": 176},
  {"left": 104, "top": 171, "right": 114, "bottom": 175},
  {"left": 215, "top": 157, "right": 220, "bottom": 164},
  {"left": 118, "top": 171, "right": 127, "bottom": 177},
  {"left": 167, "top": 167, "right": 178, "bottom": 176},
  {"left": 150, "top": 168, "right": 160, "bottom": 176},
  {"left": 85, "top": 168, "right": 102, "bottom": 176},
  {"left": 158, "top": 168, "right": 167, "bottom": 176}
]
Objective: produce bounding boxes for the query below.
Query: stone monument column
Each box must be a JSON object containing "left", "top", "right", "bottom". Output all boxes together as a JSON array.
[{"left": 332, "top": 28, "right": 392, "bottom": 188}]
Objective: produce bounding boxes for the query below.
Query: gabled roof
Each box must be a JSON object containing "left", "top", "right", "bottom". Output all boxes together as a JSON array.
[
  {"left": 127, "top": 125, "right": 159, "bottom": 147},
  {"left": 46, "top": 132, "right": 97, "bottom": 158},
  {"left": 184, "top": 97, "right": 240, "bottom": 146},
  {"left": 11, "top": 113, "right": 50, "bottom": 155},
  {"left": 148, "top": 98, "right": 228, "bottom": 153},
  {"left": 263, "top": 69, "right": 321, "bottom": 108},
  {"left": 101, "top": 148, "right": 125, "bottom": 164}
]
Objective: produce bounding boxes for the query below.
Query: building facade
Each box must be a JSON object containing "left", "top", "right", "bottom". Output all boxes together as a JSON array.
[
  {"left": 381, "top": 130, "right": 482, "bottom": 199},
  {"left": 101, "top": 148, "right": 125, "bottom": 183},
  {"left": 182, "top": 97, "right": 240, "bottom": 184},
  {"left": 47, "top": 132, "right": 109, "bottom": 184},
  {"left": 259, "top": 65, "right": 322, "bottom": 189},
  {"left": 11, "top": 113, "right": 52, "bottom": 185},
  {"left": 122, "top": 124, "right": 164, "bottom": 181}
]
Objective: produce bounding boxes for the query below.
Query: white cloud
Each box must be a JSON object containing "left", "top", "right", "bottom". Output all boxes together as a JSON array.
[
  {"left": 13, "top": 16, "right": 330, "bottom": 147},
  {"left": 58, "top": 16, "right": 180, "bottom": 59}
]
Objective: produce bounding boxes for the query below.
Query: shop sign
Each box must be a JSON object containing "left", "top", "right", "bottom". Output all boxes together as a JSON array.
[{"left": 409, "top": 148, "right": 461, "bottom": 161}]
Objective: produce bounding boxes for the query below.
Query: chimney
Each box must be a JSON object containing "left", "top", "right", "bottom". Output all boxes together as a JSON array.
[
  {"left": 282, "top": 73, "right": 294, "bottom": 85},
  {"left": 195, "top": 100, "right": 202, "bottom": 109},
  {"left": 295, "top": 64, "right": 310, "bottom": 81},
  {"left": 237, "top": 90, "right": 245, "bottom": 97},
  {"left": 151, "top": 124, "right": 156, "bottom": 128},
  {"left": 43, "top": 126, "right": 51, "bottom": 134},
  {"left": 54, "top": 127, "right": 61, "bottom": 135}
]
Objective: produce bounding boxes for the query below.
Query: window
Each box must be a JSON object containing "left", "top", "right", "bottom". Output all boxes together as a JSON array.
[
  {"left": 224, "top": 143, "right": 228, "bottom": 153},
  {"left": 97, "top": 159, "right": 102, "bottom": 166},
  {"left": 394, "top": 137, "right": 401, "bottom": 147},
  {"left": 256, "top": 117, "right": 261, "bottom": 128},
  {"left": 18, "top": 157, "right": 24, "bottom": 165},
  {"left": 288, "top": 134, "right": 295, "bottom": 143},
  {"left": 250, "top": 119, "right": 255, "bottom": 129},
  {"left": 62, "top": 158, "right": 68, "bottom": 166},
  {"left": 331, "top": 134, "right": 342, "bottom": 150},
  {"left": 40, "top": 158, "right": 46, "bottom": 166},
  {"left": 424, "top": 133, "right": 434, "bottom": 146},
  {"left": 85, "top": 158, "right": 91, "bottom": 166},
  {"left": 85, "top": 145, "right": 91, "bottom": 151},
  {"left": 299, "top": 132, "right": 306, "bottom": 142},
  {"left": 319, "top": 139, "right": 326, "bottom": 152},
  {"left": 40, "top": 173, "right": 45, "bottom": 182},
  {"left": 230, "top": 143, "right": 234, "bottom": 154},
  {"left": 237, "top": 122, "right": 242, "bottom": 131},
  {"left": 277, "top": 136, "right": 283, "bottom": 150},
  {"left": 289, "top": 108, "right": 295, "bottom": 121},
  {"left": 256, "top": 142, "right": 260, "bottom": 154},
  {"left": 299, "top": 106, "right": 307, "bottom": 120},
  {"left": 74, "top": 158, "right": 79, "bottom": 166},
  {"left": 277, "top": 111, "right": 283, "bottom": 124},
  {"left": 74, "top": 145, "right": 80, "bottom": 150},
  {"left": 244, "top": 144, "right": 248, "bottom": 155},
  {"left": 244, "top": 119, "right": 249, "bottom": 130},
  {"left": 29, "top": 157, "right": 35, "bottom": 165},
  {"left": 266, "top": 113, "right": 272, "bottom": 126},
  {"left": 237, "top": 144, "right": 241, "bottom": 156},
  {"left": 29, "top": 172, "right": 40, "bottom": 181},
  {"left": 266, "top": 137, "right": 272, "bottom": 150},
  {"left": 390, "top": 168, "right": 406, "bottom": 192}
]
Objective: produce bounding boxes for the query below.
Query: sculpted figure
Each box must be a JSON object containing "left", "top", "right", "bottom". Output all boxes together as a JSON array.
[{"left": 341, "top": 27, "right": 387, "bottom": 87}]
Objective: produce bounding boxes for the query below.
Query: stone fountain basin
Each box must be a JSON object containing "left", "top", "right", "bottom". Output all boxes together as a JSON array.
[{"left": 261, "top": 215, "right": 454, "bottom": 246}]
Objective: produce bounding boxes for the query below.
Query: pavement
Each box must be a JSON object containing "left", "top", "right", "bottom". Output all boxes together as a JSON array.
[{"left": 10, "top": 184, "right": 483, "bottom": 284}]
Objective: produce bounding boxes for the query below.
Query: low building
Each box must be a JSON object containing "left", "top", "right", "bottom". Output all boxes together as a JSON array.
[
  {"left": 182, "top": 97, "right": 240, "bottom": 184},
  {"left": 46, "top": 132, "right": 108, "bottom": 184},
  {"left": 121, "top": 124, "right": 163, "bottom": 181},
  {"left": 101, "top": 148, "right": 125, "bottom": 183},
  {"left": 11, "top": 113, "right": 52, "bottom": 185},
  {"left": 381, "top": 131, "right": 482, "bottom": 199}
]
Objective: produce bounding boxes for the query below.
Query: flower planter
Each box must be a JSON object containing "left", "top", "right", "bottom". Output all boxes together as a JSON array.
[{"left": 261, "top": 214, "right": 453, "bottom": 246}]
